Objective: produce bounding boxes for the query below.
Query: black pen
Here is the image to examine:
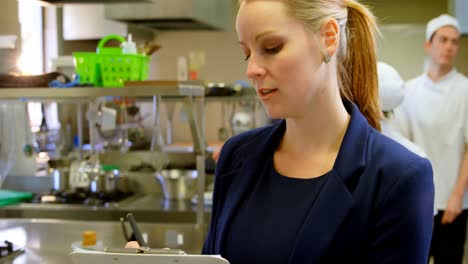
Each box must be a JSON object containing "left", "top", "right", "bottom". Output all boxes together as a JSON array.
[{"left": 126, "top": 213, "right": 147, "bottom": 247}]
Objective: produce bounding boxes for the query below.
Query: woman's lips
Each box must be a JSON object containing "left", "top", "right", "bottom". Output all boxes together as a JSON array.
[{"left": 257, "top": 88, "right": 278, "bottom": 101}]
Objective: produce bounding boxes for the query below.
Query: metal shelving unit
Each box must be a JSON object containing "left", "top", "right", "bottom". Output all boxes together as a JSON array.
[
  {"left": 0, "top": 84, "right": 205, "bottom": 100},
  {"left": 0, "top": 81, "right": 208, "bottom": 246}
]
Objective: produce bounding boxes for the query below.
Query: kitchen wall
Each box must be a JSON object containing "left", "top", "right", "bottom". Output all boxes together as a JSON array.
[
  {"left": 0, "top": 0, "right": 20, "bottom": 37},
  {"left": 148, "top": 0, "right": 468, "bottom": 82},
  {"left": 0, "top": 0, "right": 21, "bottom": 74}
]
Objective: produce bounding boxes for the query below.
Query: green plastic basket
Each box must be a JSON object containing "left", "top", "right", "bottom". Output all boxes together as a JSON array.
[{"left": 73, "top": 34, "right": 150, "bottom": 87}]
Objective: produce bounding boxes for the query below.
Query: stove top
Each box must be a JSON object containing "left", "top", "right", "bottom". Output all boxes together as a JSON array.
[{"left": 29, "top": 189, "right": 133, "bottom": 206}]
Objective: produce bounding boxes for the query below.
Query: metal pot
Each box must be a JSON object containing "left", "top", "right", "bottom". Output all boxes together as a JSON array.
[
  {"left": 48, "top": 159, "right": 71, "bottom": 192},
  {"left": 89, "top": 166, "right": 127, "bottom": 194},
  {"left": 155, "top": 169, "right": 197, "bottom": 200}
]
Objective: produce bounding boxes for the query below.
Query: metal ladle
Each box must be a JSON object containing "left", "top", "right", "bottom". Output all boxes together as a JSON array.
[
  {"left": 165, "top": 101, "right": 176, "bottom": 145},
  {"left": 151, "top": 96, "right": 169, "bottom": 174},
  {"left": 22, "top": 103, "right": 37, "bottom": 157}
]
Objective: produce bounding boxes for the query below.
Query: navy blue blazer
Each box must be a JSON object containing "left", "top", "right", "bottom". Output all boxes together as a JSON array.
[{"left": 203, "top": 102, "right": 434, "bottom": 263}]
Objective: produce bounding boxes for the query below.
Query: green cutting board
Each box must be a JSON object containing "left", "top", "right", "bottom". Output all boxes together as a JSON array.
[{"left": 0, "top": 190, "right": 33, "bottom": 207}]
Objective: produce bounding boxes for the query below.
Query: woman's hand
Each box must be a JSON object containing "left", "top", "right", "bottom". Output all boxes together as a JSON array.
[
  {"left": 212, "top": 149, "right": 221, "bottom": 162},
  {"left": 211, "top": 142, "right": 225, "bottom": 163},
  {"left": 125, "top": 241, "right": 140, "bottom": 248}
]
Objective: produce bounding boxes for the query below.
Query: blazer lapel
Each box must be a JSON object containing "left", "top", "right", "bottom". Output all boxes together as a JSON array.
[
  {"left": 288, "top": 171, "right": 354, "bottom": 263},
  {"left": 214, "top": 121, "right": 287, "bottom": 254},
  {"left": 289, "top": 101, "right": 371, "bottom": 262}
]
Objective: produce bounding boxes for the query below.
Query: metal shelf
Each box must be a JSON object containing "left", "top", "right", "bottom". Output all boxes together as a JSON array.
[
  {"left": 0, "top": 81, "right": 207, "bottom": 245},
  {"left": 0, "top": 82, "right": 205, "bottom": 101}
]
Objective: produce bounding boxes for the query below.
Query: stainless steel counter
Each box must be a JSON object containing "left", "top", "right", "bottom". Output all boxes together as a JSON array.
[
  {"left": 0, "top": 194, "right": 211, "bottom": 223},
  {"left": 0, "top": 218, "right": 206, "bottom": 263}
]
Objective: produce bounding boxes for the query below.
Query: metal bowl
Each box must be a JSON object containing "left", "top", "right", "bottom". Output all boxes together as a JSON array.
[{"left": 154, "top": 169, "right": 197, "bottom": 200}]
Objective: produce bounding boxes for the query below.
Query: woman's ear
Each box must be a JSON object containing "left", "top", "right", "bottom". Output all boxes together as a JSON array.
[{"left": 320, "top": 18, "right": 340, "bottom": 58}]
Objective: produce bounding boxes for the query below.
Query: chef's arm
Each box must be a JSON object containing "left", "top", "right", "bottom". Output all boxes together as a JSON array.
[
  {"left": 441, "top": 148, "right": 468, "bottom": 224},
  {"left": 452, "top": 147, "right": 468, "bottom": 199}
]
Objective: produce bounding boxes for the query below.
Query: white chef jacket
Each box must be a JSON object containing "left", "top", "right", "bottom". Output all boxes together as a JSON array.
[
  {"left": 381, "top": 120, "right": 427, "bottom": 158},
  {"left": 391, "top": 69, "right": 468, "bottom": 210}
]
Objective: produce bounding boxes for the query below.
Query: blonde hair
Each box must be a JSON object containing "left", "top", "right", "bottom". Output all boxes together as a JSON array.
[{"left": 238, "top": 0, "right": 382, "bottom": 130}]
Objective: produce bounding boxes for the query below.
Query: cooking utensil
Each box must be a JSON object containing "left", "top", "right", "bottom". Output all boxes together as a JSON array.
[
  {"left": 48, "top": 159, "right": 71, "bottom": 192},
  {"left": 22, "top": 103, "right": 37, "bottom": 157},
  {"left": 89, "top": 165, "right": 126, "bottom": 194},
  {"left": 218, "top": 102, "right": 229, "bottom": 141},
  {"left": 165, "top": 101, "right": 176, "bottom": 145},
  {"left": 150, "top": 96, "right": 169, "bottom": 173},
  {"left": 154, "top": 169, "right": 198, "bottom": 200},
  {"left": 70, "top": 160, "right": 90, "bottom": 190}
]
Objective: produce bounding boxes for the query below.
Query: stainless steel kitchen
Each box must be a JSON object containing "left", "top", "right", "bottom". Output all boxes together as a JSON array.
[{"left": 0, "top": 0, "right": 467, "bottom": 263}]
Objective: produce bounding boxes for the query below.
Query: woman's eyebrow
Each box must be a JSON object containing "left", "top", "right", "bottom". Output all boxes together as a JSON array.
[{"left": 238, "top": 29, "right": 277, "bottom": 45}]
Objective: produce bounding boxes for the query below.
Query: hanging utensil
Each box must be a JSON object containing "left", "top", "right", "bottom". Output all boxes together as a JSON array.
[
  {"left": 35, "top": 103, "right": 49, "bottom": 152},
  {"left": 151, "top": 96, "right": 169, "bottom": 173},
  {"left": 22, "top": 103, "right": 37, "bottom": 157},
  {"left": 165, "top": 101, "right": 176, "bottom": 145},
  {"left": 217, "top": 102, "right": 229, "bottom": 141}
]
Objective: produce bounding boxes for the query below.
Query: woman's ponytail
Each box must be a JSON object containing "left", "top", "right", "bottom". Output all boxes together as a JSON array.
[{"left": 338, "top": 0, "right": 382, "bottom": 130}]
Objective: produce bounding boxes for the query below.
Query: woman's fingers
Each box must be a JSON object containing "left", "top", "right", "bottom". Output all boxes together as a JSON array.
[{"left": 125, "top": 241, "right": 140, "bottom": 248}]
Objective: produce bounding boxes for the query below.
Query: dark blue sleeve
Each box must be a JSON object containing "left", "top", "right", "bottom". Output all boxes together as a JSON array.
[{"left": 369, "top": 157, "right": 434, "bottom": 263}]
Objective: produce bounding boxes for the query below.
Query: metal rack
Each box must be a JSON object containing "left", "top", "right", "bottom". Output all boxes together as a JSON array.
[{"left": 0, "top": 81, "right": 208, "bottom": 246}]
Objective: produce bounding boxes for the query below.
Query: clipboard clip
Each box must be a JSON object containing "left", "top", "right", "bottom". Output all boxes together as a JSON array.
[{"left": 104, "top": 247, "right": 186, "bottom": 255}]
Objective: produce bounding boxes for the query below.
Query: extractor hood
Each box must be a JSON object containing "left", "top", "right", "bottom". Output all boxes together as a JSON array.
[{"left": 104, "top": 0, "right": 233, "bottom": 31}]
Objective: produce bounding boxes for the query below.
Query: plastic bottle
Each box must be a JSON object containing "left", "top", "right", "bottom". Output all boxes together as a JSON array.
[
  {"left": 177, "top": 56, "right": 188, "bottom": 81},
  {"left": 122, "top": 34, "right": 137, "bottom": 55}
]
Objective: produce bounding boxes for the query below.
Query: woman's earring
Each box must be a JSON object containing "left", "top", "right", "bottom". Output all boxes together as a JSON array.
[{"left": 323, "top": 50, "right": 331, "bottom": 64}]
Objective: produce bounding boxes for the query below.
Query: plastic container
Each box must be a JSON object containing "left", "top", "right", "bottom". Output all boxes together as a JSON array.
[
  {"left": 121, "top": 34, "right": 137, "bottom": 55},
  {"left": 73, "top": 34, "right": 150, "bottom": 87}
]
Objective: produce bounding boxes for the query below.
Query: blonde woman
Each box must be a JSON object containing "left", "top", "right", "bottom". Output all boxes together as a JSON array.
[{"left": 203, "top": 0, "right": 434, "bottom": 263}]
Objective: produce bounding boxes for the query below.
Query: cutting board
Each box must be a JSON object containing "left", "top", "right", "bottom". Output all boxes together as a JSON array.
[{"left": 0, "top": 190, "right": 33, "bottom": 206}]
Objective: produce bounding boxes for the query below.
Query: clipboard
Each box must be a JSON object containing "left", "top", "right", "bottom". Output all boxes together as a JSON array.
[{"left": 69, "top": 250, "right": 230, "bottom": 264}]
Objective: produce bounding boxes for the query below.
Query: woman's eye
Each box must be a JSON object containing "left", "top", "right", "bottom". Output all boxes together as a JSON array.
[
  {"left": 264, "top": 45, "right": 282, "bottom": 54},
  {"left": 244, "top": 54, "right": 250, "bottom": 61}
]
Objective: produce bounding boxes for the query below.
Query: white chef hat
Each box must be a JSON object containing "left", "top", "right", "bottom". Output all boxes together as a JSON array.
[
  {"left": 426, "top": 14, "right": 460, "bottom": 41},
  {"left": 377, "top": 62, "right": 405, "bottom": 112}
]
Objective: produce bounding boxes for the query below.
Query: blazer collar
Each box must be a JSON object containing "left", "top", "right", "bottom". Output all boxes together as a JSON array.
[
  {"left": 333, "top": 100, "right": 370, "bottom": 184},
  {"left": 289, "top": 100, "right": 371, "bottom": 262},
  {"left": 214, "top": 100, "right": 371, "bottom": 261},
  {"left": 238, "top": 100, "right": 370, "bottom": 184}
]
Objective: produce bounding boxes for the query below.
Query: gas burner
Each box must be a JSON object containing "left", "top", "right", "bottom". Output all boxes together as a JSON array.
[{"left": 0, "top": 240, "right": 24, "bottom": 260}]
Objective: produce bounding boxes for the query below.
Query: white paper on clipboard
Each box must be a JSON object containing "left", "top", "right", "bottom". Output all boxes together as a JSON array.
[{"left": 69, "top": 251, "right": 230, "bottom": 264}]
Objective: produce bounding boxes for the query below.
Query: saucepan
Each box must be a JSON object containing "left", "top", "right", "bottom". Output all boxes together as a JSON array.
[{"left": 48, "top": 159, "right": 71, "bottom": 192}]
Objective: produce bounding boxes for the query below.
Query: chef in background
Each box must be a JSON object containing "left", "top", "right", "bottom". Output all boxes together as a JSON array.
[
  {"left": 391, "top": 14, "right": 468, "bottom": 264},
  {"left": 377, "top": 61, "right": 426, "bottom": 158}
]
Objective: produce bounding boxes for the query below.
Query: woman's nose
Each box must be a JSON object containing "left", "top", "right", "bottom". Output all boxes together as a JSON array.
[{"left": 246, "top": 56, "right": 266, "bottom": 80}]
